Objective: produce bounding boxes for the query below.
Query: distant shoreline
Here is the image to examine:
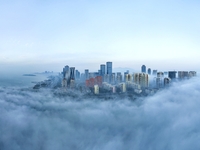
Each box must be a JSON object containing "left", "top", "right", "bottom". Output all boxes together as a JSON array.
[{"left": 23, "top": 74, "right": 36, "bottom": 76}]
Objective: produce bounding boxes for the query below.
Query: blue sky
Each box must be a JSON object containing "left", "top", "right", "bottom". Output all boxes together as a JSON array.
[{"left": 0, "top": 0, "right": 200, "bottom": 73}]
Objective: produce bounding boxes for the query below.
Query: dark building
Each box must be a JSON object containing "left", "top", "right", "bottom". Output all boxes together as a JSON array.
[
  {"left": 106, "top": 62, "right": 112, "bottom": 75},
  {"left": 141, "top": 65, "right": 146, "bottom": 73},
  {"left": 63, "top": 65, "right": 69, "bottom": 77},
  {"left": 98, "top": 70, "right": 101, "bottom": 75},
  {"left": 153, "top": 70, "right": 157, "bottom": 76},
  {"left": 69, "top": 67, "right": 75, "bottom": 80},
  {"left": 85, "top": 69, "right": 89, "bottom": 80},
  {"left": 100, "top": 64, "right": 106, "bottom": 76},
  {"left": 168, "top": 71, "right": 177, "bottom": 80},
  {"left": 124, "top": 71, "right": 128, "bottom": 82},
  {"left": 164, "top": 78, "right": 170, "bottom": 86},
  {"left": 75, "top": 70, "right": 80, "bottom": 79},
  {"left": 148, "top": 68, "right": 151, "bottom": 75}
]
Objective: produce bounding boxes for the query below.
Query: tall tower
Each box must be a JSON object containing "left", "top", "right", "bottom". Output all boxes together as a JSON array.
[
  {"left": 106, "top": 62, "right": 112, "bottom": 75},
  {"left": 69, "top": 67, "right": 75, "bottom": 80},
  {"left": 153, "top": 70, "right": 157, "bottom": 76},
  {"left": 148, "top": 68, "right": 151, "bottom": 75},
  {"left": 85, "top": 69, "right": 89, "bottom": 80},
  {"left": 100, "top": 64, "right": 106, "bottom": 76},
  {"left": 164, "top": 78, "right": 171, "bottom": 87},
  {"left": 168, "top": 71, "right": 177, "bottom": 80},
  {"left": 63, "top": 65, "right": 69, "bottom": 78},
  {"left": 141, "top": 65, "right": 146, "bottom": 73},
  {"left": 134, "top": 73, "right": 149, "bottom": 88}
]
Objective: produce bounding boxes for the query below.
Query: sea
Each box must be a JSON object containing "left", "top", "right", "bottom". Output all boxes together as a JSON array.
[{"left": 0, "top": 72, "right": 58, "bottom": 88}]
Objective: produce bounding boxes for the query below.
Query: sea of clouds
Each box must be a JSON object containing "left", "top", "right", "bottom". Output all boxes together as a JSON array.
[{"left": 1, "top": 77, "right": 200, "bottom": 150}]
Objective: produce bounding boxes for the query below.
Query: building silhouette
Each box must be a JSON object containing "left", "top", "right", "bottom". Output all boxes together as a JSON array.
[
  {"left": 85, "top": 69, "right": 89, "bottom": 80},
  {"left": 106, "top": 62, "right": 112, "bottom": 75},
  {"left": 148, "top": 68, "right": 151, "bottom": 75},
  {"left": 168, "top": 71, "right": 177, "bottom": 80},
  {"left": 153, "top": 70, "right": 157, "bottom": 76},
  {"left": 141, "top": 65, "right": 146, "bottom": 73},
  {"left": 70, "top": 67, "right": 75, "bottom": 80},
  {"left": 100, "top": 64, "right": 106, "bottom": 76}
]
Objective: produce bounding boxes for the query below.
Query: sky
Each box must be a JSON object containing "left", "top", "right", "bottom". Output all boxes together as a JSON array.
[{"left": 0, "top": 0, "right": 200, "bottom": 73}]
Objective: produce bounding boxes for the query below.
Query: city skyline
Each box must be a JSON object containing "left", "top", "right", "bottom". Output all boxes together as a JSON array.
[{"left": 1, "top": 0, "right": 200, "bottom": 74}]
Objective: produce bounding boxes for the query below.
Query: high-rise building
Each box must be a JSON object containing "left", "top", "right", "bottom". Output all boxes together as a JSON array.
[
  {"left": 106, "top": 62, "right": 112, "bottom": 75},
  {"left": 148, "top": 68, "right": 151, "bottom": 75},
  {"left": 120, "top": 83, "right": 126, "bottom": 92},
  {"left": 69, "top": 67, "right": 75, "bottom": 80},
  {"left": 62, "top": 78, "right": 67, "bottom": 87},
  {"left": 85, "top": 69, "right": 89, "bottom": 80},
  {"left": 153, "top": 70, "right": 157, "bottom": 76},
  {"left": 63, "top": 65, "right": 69, "bottom": 78},
  {"left": 104, "top": 74, "right": 110, "bottom": 83},
  {"left": 100, "top": 64, "right": 106, "bottom": 76},
  {"left": 116, "top": 72, "right": 122, "bottom": 83},
  {"left": 157, "top": 72, "right": 164, "bottom": 78},
  {"left": 94, "top": 85, "right": 99, "bottom": 94},
  {"left": 95, "top": 76, "right": 103, "bottom": 87},
  {"left": 75, "top": 70, "right": 80, "bottom": 79},
  {"left": 164, "top": 78, "right": 171, "bottom": 87},
  {"left": 189, "top": 71, "right": 197, "bottom": 78},
  {"left": 156, "top": 77, "right": 163, "bottom": 88},
  {"left": 98, "top": 70, "right": 101, "bottom": 75},
  {"left": 141, "top": 65, "right": 146, "bottom": 73},
  {"left": 134, "top": 73, "right": 149, "bottom": 88},
  {"left": 168, "top": 71, "right": 177, "bottom": 80},
  {"left": 124, "top": 74, "right": 133, "bottom": 82},
  {"left": 124, "top": 72, "right": 128, "bottom": 82},
  {"left": 111, "top": 73, "right": 116, "bottom": 84},
  {"left": 178, "top": 71, "right": 189, "bottom": 80}
]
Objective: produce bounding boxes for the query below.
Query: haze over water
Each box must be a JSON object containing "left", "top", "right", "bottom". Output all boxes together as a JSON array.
[{"left": 0, "top": 73, "right": 53, "bottom": 87}]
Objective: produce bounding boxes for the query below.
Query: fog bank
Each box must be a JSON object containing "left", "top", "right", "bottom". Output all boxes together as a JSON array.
[{"left": 0, "top": 77, "right": 200, "bottom": 150}]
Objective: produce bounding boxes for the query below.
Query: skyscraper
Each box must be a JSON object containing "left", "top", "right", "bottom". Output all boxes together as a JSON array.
[
  {"left": 157, "top": 72, "right": 164, "bottom": 78},
  {"left": 134, "top": 73, "right": 149, "bottom": 88},
  {"left": 85, "top": 69, "right": 89, "bottom": 80},
  {"left": 164, "top": 78, "right": 170, "bottom": 86},
  {"left": 69, "top": 67, "right": 75, "bottom": 80},
  {"left": 178, "top": 71, "right": 189, "bottom": 80},
  {"left": 111, "top": 73, "right": 116, "bottom": 84},
  {"left": 106, "top": 62, "right": 112, "bottom": 75},
  {"left": 116, "top": 72, "right": 122, "bottom": 83},
  {"left": 100, "top": 64, "right": 106, "bottom": 75},
  {"left": 63, "top": 65, "right": 69, "bottom": 78},
  {"left": 141, "top": 65, "right": 146, "bottom": 73},
  {"left": 148, "top": 68, "right": 151, "bottom": 75},
  {"left": 75, "top": 70, "right": 80, "bottom": 79},
  {"left": 168, "top": 71, "right": 177, "bottom": 80},
  {"left": 153, "top": 70, "right": 157, "bottom": 76}
]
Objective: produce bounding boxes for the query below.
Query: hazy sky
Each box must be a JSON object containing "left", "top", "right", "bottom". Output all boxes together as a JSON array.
[{"left": 0, "top": 0, "right": 200, "bottom": 73}]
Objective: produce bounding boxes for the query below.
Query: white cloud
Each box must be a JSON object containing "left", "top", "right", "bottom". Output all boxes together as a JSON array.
[{"left": 0, "top": 77, "right": 200, "bottom": 149}]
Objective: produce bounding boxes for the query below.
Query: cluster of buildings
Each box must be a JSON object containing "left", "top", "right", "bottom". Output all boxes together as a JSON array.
[{"left": 61, "top": 62, "right": 197, "bottom": 95}]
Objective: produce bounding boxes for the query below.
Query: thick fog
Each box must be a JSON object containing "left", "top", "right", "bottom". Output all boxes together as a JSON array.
[{"left": 1, "top": 77, "right": 200, "bottom": 150}]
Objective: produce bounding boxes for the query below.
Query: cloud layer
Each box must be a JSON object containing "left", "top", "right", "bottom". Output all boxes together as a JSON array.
[{"left": 0, "top": 77, "right": 200, "bottom": 150}]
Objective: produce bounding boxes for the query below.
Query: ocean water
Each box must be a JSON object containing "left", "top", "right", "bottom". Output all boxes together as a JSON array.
[{"left": 0, "top": 73, "right": 57, "bottom": 88}]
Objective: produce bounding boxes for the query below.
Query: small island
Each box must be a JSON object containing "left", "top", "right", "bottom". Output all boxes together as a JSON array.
[{"left": 23, "top": 74, "right": 36, "bottom": 76}]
